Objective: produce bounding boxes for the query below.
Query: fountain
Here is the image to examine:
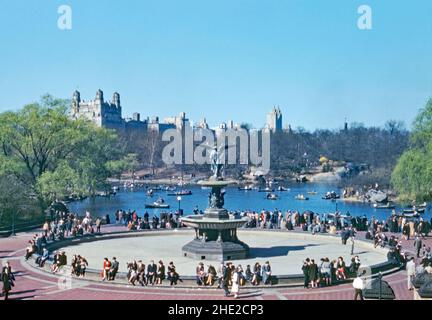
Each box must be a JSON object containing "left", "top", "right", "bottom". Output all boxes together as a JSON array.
[{"left": 180, "top": 146, "right": 249, "bottom": 260}]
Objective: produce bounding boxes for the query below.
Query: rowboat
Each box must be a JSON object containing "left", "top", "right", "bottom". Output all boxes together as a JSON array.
[
  {"left": 266, "top": 193, "right": 279, "bottom": 200},
  {"left": 373, "top": 203, "right": 395, "bottom": 209},
  {"left": 168, "top": 190, "right": 193, "bottom": 196},
  {"left": 145, "top": 202, "right": 170, "bottom": 209},
  {"left": 258, "top": 187, "right": 274, "bottom": 193},
  {"left": 403, "top": 208, "right": 425, "bottom": 214}
]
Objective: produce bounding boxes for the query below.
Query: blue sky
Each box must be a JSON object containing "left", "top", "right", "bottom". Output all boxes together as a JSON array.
[{"left": 0, "top": 0, "right": 431, "bottom": 130}]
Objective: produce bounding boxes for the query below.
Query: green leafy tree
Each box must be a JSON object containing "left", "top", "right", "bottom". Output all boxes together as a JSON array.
[
  {"left": 0, "top": 95, "right": 126, "bottom": 212},
  {"left": 391, "top": 98, "right": 432, "bottom": 201}
]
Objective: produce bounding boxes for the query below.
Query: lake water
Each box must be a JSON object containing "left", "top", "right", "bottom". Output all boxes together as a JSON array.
[{"left": 68, "top": 183, "right": 431, "bottom": 222}]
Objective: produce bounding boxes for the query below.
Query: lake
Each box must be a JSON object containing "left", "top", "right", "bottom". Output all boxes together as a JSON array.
[{"left": 68, "top": 183, "right": 431, "bottom": 222}]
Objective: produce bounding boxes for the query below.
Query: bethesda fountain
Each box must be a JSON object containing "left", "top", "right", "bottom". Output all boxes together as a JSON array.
[{"left": 180, "top": 146, "right": 249, "bottom": 261}]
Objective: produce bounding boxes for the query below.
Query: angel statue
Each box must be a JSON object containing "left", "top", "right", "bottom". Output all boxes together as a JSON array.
[
  {"left": 209, "top": 146, "right": 223, "bottom": 179},
  {"left": 200, "top": 142, "right": 235, "bottom": 179}
]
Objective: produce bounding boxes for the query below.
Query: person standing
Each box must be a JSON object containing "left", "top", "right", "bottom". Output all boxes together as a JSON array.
[
  {"left": 302, "top": 259, "right": 310, "bottom": 288},
  {"left": 95, "top": 218, "right": 102, "bottom": 233},
  {"left": 308, "top": 259, "right": 318, "bottom": 288},
  {"left": 414, "top": 234, "right": 423, "bottom": 258},
  {"left": 406, "top": 257, "right": 416, "bottom": 290},
  {"left": 319, "top": 258, "right": 332, "bottom": 286},
  {"left": 231, "top": 266, "right": 241, "bottom": 299},
  {"left": 109, "top": 257, "right": 119, "bottom": 281},
  {"left": 349, "top": 228, "right": 356, "bottom": 255},
  {"left": 221, "top": 263, "right": 230, "bottom": 297},
  {"left": 353, "top": 272, "right": 365, "bottom": 300},
  {"left": 1, "top": 261, "right": 15, "bottom": 300},
  {"left": 101, "top": 258, "right": 111, "bottom": 281}
]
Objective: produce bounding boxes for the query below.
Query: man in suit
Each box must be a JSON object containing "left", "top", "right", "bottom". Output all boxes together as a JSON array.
[
  {"left": 147, "top": 260, "right": 157, "bottom": 285},
  {"left": 302, "top": 259, "right": 310, "bottom": 289},
  {"left": 414, "top": 234, "right": 423, "bottom": 258},
  {"left": 109, "top": 257, "right": 119, "bottom": 281},
  {"left": 221, "top": 262, "right": 231, "bottom": 297}
]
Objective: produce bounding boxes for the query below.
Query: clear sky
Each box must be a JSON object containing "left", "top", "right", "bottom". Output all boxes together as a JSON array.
[{"left": 0, "top": 0, "right": 431, "bottom": 130}]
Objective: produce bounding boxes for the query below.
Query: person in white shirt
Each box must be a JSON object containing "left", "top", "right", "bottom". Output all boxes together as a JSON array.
[
  {"left": 406, "top": 257, "right": 416, "bottom": 290},
  {"left": 353, "top": 272, "right": 365, "bottom": 300}
]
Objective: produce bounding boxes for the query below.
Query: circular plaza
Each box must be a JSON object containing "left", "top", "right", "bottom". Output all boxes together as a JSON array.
[{"left": 46, "top": 229, "right": 391, "bottom": 280}]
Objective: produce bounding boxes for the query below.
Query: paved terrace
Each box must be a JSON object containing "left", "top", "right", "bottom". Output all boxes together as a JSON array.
[{"left": 0, "top": 225, "right": 430, "bottom": 300}]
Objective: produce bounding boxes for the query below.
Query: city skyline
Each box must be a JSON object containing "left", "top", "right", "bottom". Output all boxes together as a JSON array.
[{"left": 0, "top": 0, "right": 431, "bottom": 130}]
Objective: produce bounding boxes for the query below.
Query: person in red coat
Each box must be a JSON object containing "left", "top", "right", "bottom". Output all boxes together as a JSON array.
[{"left": 102, "top": 258, "right": 111, "bottom": 281}]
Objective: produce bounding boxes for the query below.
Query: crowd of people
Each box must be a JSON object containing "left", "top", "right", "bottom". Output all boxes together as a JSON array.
[
  {"left": 16, "top": 203, "right": 431, "bottom": 301},
  {"left": 302, "top": 256, "right": 361, "bottom": 288},
  {"left": 126, "top": 259, "right": 180, "bottom": 286},
  {"left": 114, "top": 209, "right": 183, "bottom": 231},
  {"left": 195, "top": 260, "right": 273, "bottom": 288}
]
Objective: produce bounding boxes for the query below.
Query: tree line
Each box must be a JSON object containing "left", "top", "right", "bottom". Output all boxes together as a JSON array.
[{"left": 0, "top": 95, "right": 135, "bottom": 228}]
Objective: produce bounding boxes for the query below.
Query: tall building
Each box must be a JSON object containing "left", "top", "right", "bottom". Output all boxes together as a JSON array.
[
  {"left": 266, "top": 106, "right": 283, "bottom": 132},
  {"left": 70, "top": 89, "right": 186, "bottom": 133},
  {"left": 71, "top": 89, "right": 130, "bottom": 130}
]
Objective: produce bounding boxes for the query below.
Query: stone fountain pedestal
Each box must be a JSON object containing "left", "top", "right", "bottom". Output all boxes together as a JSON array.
[{"left": 180, "top": 179, "right": 249, "bottom": 261}]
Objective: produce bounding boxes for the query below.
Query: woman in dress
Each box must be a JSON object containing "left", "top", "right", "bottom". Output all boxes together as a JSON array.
[
  {"left": 336, "top": 257, "right": 346, "bottom": 280},
  {"left": 167, "top": 261, "right": 179, "bottom": 286},
  {"left": 156, "top": 260, "right": 165, "bottom": 285},
  {"left": 79, "top": 256, "right": 89, "bottom": 277},
  {"left": 206, "top": 265, "right": 217, "bottom": 286},
  {"left": 196, "top": 262, "right": 205, "bottom": 286},
  {"left": 251, "top": 262, "right": 261, "bottom": 286},
  {"left": 231, "top": 266, "right": 241, "bottom": 299}
]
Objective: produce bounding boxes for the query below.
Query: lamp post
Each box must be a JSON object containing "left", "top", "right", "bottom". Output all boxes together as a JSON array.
[
  {"left": 177, "top": 196, "right": 182, "bottom": 214},
  {"left": 11, "top": 210, "right": 16, "bottom": 236},
  {"left": 378, "top": 272, "right": 382, "bottom": 300}
]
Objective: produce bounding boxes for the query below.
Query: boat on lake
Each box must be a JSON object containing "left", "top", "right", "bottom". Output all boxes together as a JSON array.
[
  {"left": 373, "top": 203, "right": 395, "bottom": 210},
  {"left": 266, "top": 193, "right": 279, "bottom": 200},
  {"left": 258, "top": 187, "right": 274, "bottom": 193},
  {"left": 277, "top": 186, "right": 289, "bottom": 191},
  {"left": 295, "top": 194, "right": 309, "bottom": 201},
  {"left": 403, "top": 207, "right": 425, "bottom": 214},
  {"left": 145, "top": 198, "right": 170, "bottom": 209},
  {"left": 395, "top": 212, "right": 421, "bottom": 218},
  {"left": 322, "top": 191, "right": 340, "bottom": 200},
  {"left": 168, "top": 190, "right": 193, "bottom": 196}
]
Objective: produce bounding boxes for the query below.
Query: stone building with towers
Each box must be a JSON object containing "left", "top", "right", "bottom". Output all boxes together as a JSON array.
[
  {"left": 266, "top": 106, "right": 283, "bottom": 133},
  {"left": 70, "top": 89, "right": 189, "bottom": 133}
]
